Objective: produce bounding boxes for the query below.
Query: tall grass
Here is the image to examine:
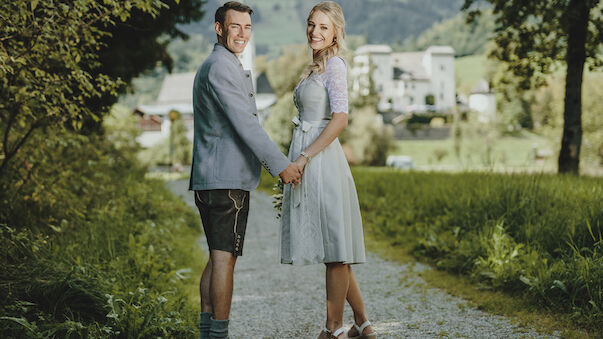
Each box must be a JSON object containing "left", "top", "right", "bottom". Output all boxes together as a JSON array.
[
  {"left": 351, "top": 167, "right": 602, "bottom": 329},
  {"left": 1, "top": 131, "right": 202, "bottom": 338}
]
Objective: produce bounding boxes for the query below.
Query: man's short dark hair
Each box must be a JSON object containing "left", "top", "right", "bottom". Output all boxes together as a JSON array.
[{"left": 215, "top": 1, "right": 253, "bottom": 26}]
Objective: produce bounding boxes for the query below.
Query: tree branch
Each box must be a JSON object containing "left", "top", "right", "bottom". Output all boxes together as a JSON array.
[{"left": 0, "top": 118, "right": 46, "bottom": 177}]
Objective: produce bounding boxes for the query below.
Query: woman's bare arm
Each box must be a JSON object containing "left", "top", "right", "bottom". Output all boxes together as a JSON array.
[{"left": 294, "top": 112, "right": 348, "bottom": 171}]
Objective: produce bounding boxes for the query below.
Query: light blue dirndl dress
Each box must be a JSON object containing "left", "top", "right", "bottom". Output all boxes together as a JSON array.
[{"left": 280, "top": 57, "right": 366, "bottom": 266}]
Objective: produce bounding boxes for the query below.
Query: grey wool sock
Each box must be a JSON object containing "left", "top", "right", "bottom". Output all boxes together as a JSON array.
[
  {"left": 209, "top": 317, "right": 229, "bottom": 339},
  {"left": 199, "top": 312, "right": 212, "bottom": 339}
]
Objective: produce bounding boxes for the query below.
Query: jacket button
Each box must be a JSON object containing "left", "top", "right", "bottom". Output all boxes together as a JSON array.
[
  {"left": 246, "top": 74, "right": 250, "bottom": 78},
  {"left": 249, "top": 93, "right": 254, "bottom": 98}
]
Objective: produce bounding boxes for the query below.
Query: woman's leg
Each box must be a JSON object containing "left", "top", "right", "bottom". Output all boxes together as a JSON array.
[
  {"left": 325, "top": 262, "right": 350, "bottom": 335},
  {"left": 345, "top": 266, "right": 374, "bottom": 336}
]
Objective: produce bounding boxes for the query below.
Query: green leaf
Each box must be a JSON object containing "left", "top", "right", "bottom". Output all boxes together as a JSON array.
[
  {"left": 551, "top": 280, "right": 568, "bottom": 294},
  {"left": 519, "top": 276, "right": 532, "bottom": 286}
]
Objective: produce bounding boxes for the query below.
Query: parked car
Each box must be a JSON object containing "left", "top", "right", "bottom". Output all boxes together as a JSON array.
[{"left": 386, "top": 155, "right": 414, "bottom": 169}]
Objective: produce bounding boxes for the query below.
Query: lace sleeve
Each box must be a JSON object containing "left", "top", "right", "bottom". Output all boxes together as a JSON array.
[{"left": 324, "top": 57, "right": 348, "bottom": 114}]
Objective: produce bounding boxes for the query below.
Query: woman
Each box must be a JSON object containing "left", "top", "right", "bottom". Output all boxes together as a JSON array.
[{"left": 279, "top": 2, "right": 376, "bottom": 339}]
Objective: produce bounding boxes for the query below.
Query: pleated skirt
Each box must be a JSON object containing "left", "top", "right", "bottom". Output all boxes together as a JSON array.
[{"left": 280, "top": 120, "right": 366, "bottom": 265}]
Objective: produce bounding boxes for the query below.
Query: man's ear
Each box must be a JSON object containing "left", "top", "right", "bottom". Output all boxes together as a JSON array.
[{"left": 215, "top": 22, "right": 223, "bottom": 39}]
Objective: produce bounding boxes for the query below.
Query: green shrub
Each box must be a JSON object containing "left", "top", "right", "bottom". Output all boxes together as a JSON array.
[
  {"left": 137, "top": 116, "right": 192, "bottom": 167},
  {"left": 345, "top": 106, "right": 394, "bottom": 166},
  {"left": 353, "top": 168, "right": 602, "bottom": 328},
  {"left": 0, "top": 130, "right": 202, "bottom": 338},
  {"left": 263, "top": 92, "right": 296, "bottom": 154}
]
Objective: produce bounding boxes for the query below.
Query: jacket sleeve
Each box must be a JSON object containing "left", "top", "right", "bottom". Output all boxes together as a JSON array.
[{"left": 207, "top": 61, "right": 290, "bottom": 177}]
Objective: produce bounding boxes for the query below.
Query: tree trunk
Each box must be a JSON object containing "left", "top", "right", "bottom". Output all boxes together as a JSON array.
[{"left": 558, "top": 0, "right": 590, "bottom": 174}]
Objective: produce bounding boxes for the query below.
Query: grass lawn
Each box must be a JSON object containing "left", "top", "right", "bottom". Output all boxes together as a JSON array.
[
  {"left": 391, "top": 131, "right": 559, "bottom": 173},
  {"left": 258, "top": 168, "right": 602, "bottom": 337}
]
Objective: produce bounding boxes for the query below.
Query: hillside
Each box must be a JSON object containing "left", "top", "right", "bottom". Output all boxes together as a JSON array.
[
  {"left": 455, "top": 54, "right": 492, "bottom": 94},
  {"left": 180, "top": 0, "right": 466, "bottom": 57},
  {"left": 403, "top": 10, "right": 495, "bottom": 57},
  {"left": 121, "top": 0, "right": 489, "bottom": 106}
]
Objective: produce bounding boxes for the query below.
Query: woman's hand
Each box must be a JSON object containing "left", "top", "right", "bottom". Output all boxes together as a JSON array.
[{"left": 294, "top": 156, "right": 308, "bottom": 174}]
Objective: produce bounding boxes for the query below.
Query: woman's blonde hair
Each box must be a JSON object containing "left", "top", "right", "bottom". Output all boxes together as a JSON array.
[{"left": 304, "top": 1, "right": 346, "bottom": 77}]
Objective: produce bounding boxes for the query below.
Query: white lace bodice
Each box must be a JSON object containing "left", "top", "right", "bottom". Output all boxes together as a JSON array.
[{"left": 296, "top": 57, "right": 349, "bottom": 114}]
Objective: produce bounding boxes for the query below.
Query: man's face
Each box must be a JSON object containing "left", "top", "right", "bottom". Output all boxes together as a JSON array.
[{"left": 215, "top": 10, "right": 252, "bottom": 56}]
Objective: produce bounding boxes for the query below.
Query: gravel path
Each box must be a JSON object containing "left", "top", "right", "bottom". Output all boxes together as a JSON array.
[{"left": 167, "top": 180, "right": 558, "bottom": 339}]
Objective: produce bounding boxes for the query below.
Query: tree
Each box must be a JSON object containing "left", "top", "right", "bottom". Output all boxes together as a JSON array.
[
  {"left": 462, "top": 0, "right": 602, "bottom": 174},
  {"left": 0, "top": 1, "right": 204, "bottom": 176},
  {"left": 89, "top": 0, "right": 204, "bottom": 119}
]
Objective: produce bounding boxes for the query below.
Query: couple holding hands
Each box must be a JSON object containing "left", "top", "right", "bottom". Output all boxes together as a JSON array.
[{"left": 189, "top": 2, "right": 376, "bottom": 338}]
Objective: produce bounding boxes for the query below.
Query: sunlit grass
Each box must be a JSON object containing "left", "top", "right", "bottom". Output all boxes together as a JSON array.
[
  {"left": 259, "top": 166, "right": 603, "bottom": 335},
  {"left": 352, "top": 167, "right": 602, "bottom": 333},
  {"left": 391, "top": 132, "right": 558, "bottom": 172}
]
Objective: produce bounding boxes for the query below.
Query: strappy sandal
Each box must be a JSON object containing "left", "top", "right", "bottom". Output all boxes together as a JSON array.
[
  {"left": 348, "top": 320, "right": 377, "bottom": 339},
  {"left": 317, "top": 326, "right": 345, "bottom": 339}
]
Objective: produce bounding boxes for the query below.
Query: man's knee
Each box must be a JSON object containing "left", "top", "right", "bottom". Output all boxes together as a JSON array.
[{"left": 210, "top": 249, "right": 237, "bottom": 268}]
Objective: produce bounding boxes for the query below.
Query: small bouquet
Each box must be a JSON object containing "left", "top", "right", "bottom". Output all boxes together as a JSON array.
[{"left": 271, "top": 179, "right": 284, "bottom": 218}]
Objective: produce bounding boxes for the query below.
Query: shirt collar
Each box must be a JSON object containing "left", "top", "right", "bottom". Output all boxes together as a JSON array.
[{"left": 214, "top": 43, "right": 243, "bottom": 69}]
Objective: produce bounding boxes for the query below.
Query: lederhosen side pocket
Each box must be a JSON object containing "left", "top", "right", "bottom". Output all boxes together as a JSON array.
[{"left": 227, "top": 189, "right": 249, "bottom": 256}]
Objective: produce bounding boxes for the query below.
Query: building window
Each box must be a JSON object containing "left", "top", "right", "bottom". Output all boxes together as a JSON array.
[
  {"left": 440, "top": 93, "right": 444, "bottom": 101},
  {"left": 441, "top": 65, "right": 445, "bottom": 71},
  {"left": 410, "top": 97, "right": 414, "bottom": 104},
  {"left": 425, "top": 94, "right": 435, "bottom": 105}
]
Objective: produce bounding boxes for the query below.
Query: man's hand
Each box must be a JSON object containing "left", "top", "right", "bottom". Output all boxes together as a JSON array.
[{"left": 279, "top": 162, "right": 302, "bottom": 185}]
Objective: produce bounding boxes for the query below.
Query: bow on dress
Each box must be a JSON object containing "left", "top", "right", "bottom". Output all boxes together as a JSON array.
[{"left": 291, "top": 116, "right": 314, "bottom": 207}]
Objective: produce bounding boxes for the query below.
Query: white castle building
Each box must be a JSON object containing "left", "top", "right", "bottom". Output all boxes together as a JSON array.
[
  {"left": 469, "top": 79, "right": 496, "bottom": 123},
  {"left": 351, "top": 45, "right": 456, "bottom": 114}
]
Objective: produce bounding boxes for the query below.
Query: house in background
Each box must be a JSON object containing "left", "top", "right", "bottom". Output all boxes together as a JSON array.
[
  {"left": 351, "top": 44, "right": 456, "bottom": 114},
  {"left": 134, "top": 72, "right": 195, "bottom": 148},
  {"left": 134, "top": 35, "right": 276, "bottom": 148},
  {"left": 469, "top": 79, "right": 496, "bottom": 123}
]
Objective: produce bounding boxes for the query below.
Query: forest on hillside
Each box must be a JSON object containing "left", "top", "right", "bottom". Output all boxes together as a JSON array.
[{"left": 179, "top": 0, "right": 466, "bottom": 56}]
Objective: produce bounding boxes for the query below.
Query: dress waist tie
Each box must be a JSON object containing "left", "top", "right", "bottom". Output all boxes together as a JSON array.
[{"left": 291, "top": 116, "right": 330, "bottom": 207}]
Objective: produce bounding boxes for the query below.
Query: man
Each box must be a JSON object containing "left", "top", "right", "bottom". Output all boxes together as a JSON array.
[{"left": 189, "top": 2, "right": 301, "bottom": 338}]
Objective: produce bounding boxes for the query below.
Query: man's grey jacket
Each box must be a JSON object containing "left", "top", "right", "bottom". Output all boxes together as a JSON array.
[{"left": 189, "top": 44, "right": 289, "bottom": 191}]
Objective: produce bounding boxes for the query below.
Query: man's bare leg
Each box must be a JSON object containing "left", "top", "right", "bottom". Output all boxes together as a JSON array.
[
  {"left": 209, "top": 249, "right": 238, "bottom": 320},
  {"left": 199, "top": 258, "right": 213, "bottom": 339},
  {"left": 200, "top": 258, "right": 213, "bottom": 312}
]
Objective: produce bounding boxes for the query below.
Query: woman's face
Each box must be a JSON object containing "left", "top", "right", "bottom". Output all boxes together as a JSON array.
[{"left": 306, "top": 10, "right": 336, "bottom": 52}]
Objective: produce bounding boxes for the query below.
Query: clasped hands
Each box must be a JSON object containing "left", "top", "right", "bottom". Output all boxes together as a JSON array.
[{"left": 279, "top": 156, "right": 309, "bottom": 187}]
